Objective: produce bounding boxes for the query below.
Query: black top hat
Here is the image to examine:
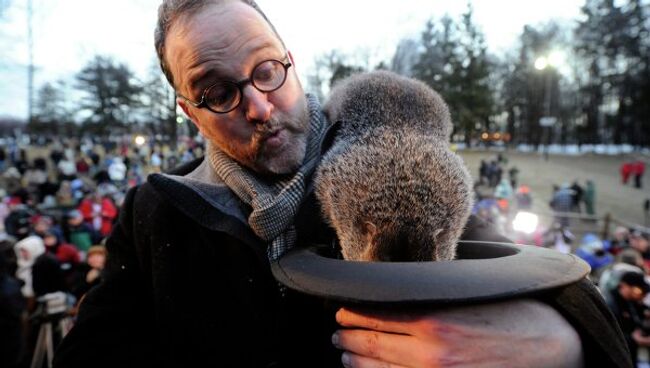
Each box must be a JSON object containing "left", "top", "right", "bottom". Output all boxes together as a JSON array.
[{"left": 272, "top": 241, "right": 590, "bottom": 305}]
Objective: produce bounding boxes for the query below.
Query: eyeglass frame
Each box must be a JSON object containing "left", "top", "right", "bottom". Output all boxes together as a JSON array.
[{"left": 177, "top": 55, "right": 293, "bottom": 114}]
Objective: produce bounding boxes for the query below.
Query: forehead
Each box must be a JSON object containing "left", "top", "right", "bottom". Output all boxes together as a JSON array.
[{"left": 165, "top": 1, "right": 283, "bottom": 91}]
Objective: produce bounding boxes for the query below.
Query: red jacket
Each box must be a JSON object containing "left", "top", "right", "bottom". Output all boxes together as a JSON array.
[{"left": 78, "top": 197, "right": 118, "bottom": 237}]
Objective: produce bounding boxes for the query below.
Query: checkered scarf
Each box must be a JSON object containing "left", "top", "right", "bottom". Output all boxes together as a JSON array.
[{"left": 207, "top": 94, "right": 327, "bottom": 261}]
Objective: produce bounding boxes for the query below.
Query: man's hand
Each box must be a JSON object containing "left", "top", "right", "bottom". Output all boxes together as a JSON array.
[{"left": 332, "top": 299, "right": 583, "bottom": 368}]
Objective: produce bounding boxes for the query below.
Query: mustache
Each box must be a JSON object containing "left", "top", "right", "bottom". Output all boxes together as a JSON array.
[{"left": 255, "top": 119, "right": 281, "bottom": 140}]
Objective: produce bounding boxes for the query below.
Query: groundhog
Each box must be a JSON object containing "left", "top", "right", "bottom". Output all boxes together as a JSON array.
[{"left": 315, "top": 71, "right": 473, "bottom": 262}]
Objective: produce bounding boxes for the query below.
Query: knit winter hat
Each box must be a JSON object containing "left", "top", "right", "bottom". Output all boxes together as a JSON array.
[{"left": 620, "top": 271, "right": 650, "bottom": 293}]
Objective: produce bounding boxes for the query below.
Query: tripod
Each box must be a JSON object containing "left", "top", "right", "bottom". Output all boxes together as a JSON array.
[
  {"left": 30, "top": 313, "right": 71, "bottom": 368},
  {"left": 29, "top": 292, "right": 72, "bottom": 368}
]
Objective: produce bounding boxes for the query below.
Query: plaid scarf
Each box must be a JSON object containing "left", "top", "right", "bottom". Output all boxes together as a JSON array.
[{"left": 206, "top": 94, "right": 327, "bottom": 261}]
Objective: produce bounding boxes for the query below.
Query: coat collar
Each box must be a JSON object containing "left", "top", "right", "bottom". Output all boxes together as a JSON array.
[
  {"left": 147, "top": 159, "right": 264, "bottom": 249},
  {"left": 145, "top": 120, "right": 340, "bottom": 250}
]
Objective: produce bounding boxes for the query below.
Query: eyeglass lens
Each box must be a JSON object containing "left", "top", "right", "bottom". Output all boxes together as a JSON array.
[{"left": 204, "top": 60, "right": 287, "bottom": 113}]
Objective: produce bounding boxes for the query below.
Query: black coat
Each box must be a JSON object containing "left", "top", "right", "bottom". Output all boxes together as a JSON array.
[{"left": 54, "top": 158, "right": 632, "bottom": 368}]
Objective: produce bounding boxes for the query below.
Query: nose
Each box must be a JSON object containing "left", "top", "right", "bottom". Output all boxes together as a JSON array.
[{"left": 242, "top": 85, "right": 273, "bottom": 123}]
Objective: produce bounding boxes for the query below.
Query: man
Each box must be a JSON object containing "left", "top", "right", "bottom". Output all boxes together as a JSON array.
[
  {"left": 54, "top": 1, "right": 629, "bottom": 367},
  {"left": 611, "top": 272, "right": 650, "bottom": 364}
]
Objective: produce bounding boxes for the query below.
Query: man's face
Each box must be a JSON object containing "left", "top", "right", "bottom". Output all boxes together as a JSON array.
[
  {"left": 87, "top": 253, "right": 106, "bottom": 269},
  {"left": 44, "top": 235, "right": 57, "bottom": 248},
  {"left": 618, "top": 282, "right": 644, "bottom": 301},
  {"left": 166, "top": 1, "right": 309, "bottom": 175}
]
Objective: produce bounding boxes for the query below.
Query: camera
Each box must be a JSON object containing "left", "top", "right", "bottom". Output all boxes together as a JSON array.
[{"left": 34, "top": 291, "right": 69, "bottom": 321}]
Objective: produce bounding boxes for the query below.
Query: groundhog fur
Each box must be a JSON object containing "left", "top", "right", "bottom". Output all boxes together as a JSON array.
[{"left": 316, "top": 71, "right": 473, "bottom": 262}]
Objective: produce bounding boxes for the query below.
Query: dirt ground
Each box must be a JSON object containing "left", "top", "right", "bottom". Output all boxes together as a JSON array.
[{"left": 457, "top": 149, "right": 650, "bottom": 234}]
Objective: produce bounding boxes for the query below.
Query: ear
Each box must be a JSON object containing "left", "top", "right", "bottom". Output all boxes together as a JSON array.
[
  {"left": 362, "top": 221, "right": 377, "bottom": 247},
  {"left": 177, "top": 98, "right": 203, "bottom": 134},
  {"left": 287, "top": 50, "right": 295, "bottom": 66},
  {"left": 362, "top": 221, "right": 377, "bottom": 237}
]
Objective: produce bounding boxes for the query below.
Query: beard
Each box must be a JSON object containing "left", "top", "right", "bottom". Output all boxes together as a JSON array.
[{"left": 222, "top": 102, "right": 310, "bottom": 176}]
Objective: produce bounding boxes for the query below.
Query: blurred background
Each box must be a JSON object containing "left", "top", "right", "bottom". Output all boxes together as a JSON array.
[{"left": 1, "top": 0, "right": 650, "bottom": 367}]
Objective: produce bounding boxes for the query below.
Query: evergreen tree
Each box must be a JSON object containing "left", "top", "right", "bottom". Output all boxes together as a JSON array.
[
  {"left": 30, "top": 81, "right": 70, "bottom": 135},
  {"left": 75, "top": 55, "right": 143, "bottom": 135},
  {"left": 454, "top": 4, "right": 494, "bottom": 145},
  {"left": 413, "top": 5, "right": 494, "bottom": 146},
  {"left": 142, "top": 62, "right": 178, "bottom": 144},
  {"left": 575, "top": 0, "right": 650, "bottom": 146},
  {"left": 500, "top": 24, "right": 565, "bottom": 146}
]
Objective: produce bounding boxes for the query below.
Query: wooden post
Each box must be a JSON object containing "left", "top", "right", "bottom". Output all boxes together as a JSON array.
[{"left": 602, "top": 213, "right": 611, "bottom": 240}]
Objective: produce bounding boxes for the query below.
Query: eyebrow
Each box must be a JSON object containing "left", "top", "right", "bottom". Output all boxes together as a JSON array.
[
  {"left": 186, "top": 43, "right": 285, "bottom": 95},
  {"left": 187, "top": 68, "right": 222, "bottom": 97}
]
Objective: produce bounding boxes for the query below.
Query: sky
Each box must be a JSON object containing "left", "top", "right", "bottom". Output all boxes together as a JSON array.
[{"left": 0, "top": 0, "right": 586, "bottom": 120}]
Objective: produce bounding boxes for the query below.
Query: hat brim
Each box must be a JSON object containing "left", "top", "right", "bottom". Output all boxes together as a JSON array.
[{"left": 272, "top": 241, "right": 589, "bottom": 306}]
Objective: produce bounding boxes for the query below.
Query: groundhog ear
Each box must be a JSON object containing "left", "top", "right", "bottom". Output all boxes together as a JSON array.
[{"left": 362, "top": 221, "right": 377, "bottom": 237}]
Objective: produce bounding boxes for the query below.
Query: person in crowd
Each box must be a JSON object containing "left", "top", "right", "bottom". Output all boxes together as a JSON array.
[
  {"left": 478, "top": 159, "right": 488, "bottom": 185},
  {"left": 584, "top": 179, "right": 596, "bottom": 216},
  {"left": 49, "top": 147, "right": 64, "bottom": 167},
  {"left": 31, "top": 240, "right": 67, "bottom": 297},
  {"left": 621, "top": 161, "right": 632, "bottom": 185},
  {"left": 487, "top": 160, "right": 502, "bottom": 187},
  {"left": 13, "top": 149, "right": 28, "bottom": 175},
  {"left": 23, "top": 159, "right": 49, "bottom": 200},
  {"left": 633, "top": 160, "right": 646, "bottom": 189},
  {"left": 542, "top": 221, "right": 575, "bottom": 254},
  {"left": 611, "top": 272, "right": 650, "bottom": 365},
  {"left": 2, "top": 166, "right": 23, "bottom": 197},
  {"left": 608, "top": 226, "right": 631, "bottom": 256},
  {"left": 508, "top": 165, "right": 519, "bottom": 189},
  {"left": 494, "top": 177, "right": 513, "bottom": 214},
  {"left": 150, "top": 149, "right": 163, "bottom": 173},
  {"left": 570, "top": 180, "right": 584, "bottom": 213},
  {"left": 0, "top": 233, "right": 18, "bottom": 277},
  {"left": 4, "top": 197, "right": 35, "bottom": 240},
  {"left": 53, "top": 1, "right": 628, "bottom": 367},
  {"left": 42, "top": 231, "right": 81, "bottom": 291},
  {"left": 14, "top": 235, "right": 46, "bottom": 300},
  {"left": 599, "top": 248, "right": 645, "bottom": 311},
  {"left": 64, "top": 210, "right": 99, "bottom": 255},
  {"left": 75, "top": 155, "right": 91, "bottom": 176},
  {"left": 73, "top": 245, "right": 106, "bottom": 301},
  {"left": 57, "top": 156, "right": 77, "bottom": 182},
  {"left": 32, "top": 215, "right": 64, "bottom": 243},
  {"left": 0, "top": 146, "right": 6, "bottom": 173},
  {"left": 107, "top": 156, "right": 127, "bottom": 185},
  {"left": 78, "top": 192, "right": 119, "bottom": 237},
  {"left": 550, "top": 183, "right": 574, "bottom": 228},
  {"left": 55, "top": 181, "right": 76, "bottom": 208},
  {"left": 0, "top": 236, "right": 27, "bottom": 368},
  {"left": 514, "top": 184, "right": 532, "bottom": 210},
  {"left": 574, "top": 233, "right": 614, "bottom": 280},
  {"left": 630, "top": 230, "right": 650, "bottom": 270}
]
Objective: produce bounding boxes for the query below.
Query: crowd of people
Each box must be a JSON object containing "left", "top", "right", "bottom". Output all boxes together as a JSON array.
[
  {"left": 473, "top": 152, "right": 650, "bottom": 366},
  {"left": 590, "top": 228, "right": 650, "bottom": 367},
  {"left": 0, "top": 135, "right": 203, "bottom": 367},
  {"left": 3, "top": 134, "right": 646, "bottom": 365},
  {"left": 474, "top": 154, "right": 531, "bottom": 235}
]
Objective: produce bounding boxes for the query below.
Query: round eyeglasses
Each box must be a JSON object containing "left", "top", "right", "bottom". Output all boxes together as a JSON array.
[{"left": 179, "top": 57, "right": 293, "bottom": 114}]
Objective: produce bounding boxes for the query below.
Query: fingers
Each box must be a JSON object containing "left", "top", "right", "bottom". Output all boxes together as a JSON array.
[
  {"left": 336, "top": 307, "right": 418, "bottom": 334},
  {"left": 333, "top": 328, "right": 442, "bottom": 368},
  {"left": 340, "top": 352, "right": 410, "bottom": 368}
]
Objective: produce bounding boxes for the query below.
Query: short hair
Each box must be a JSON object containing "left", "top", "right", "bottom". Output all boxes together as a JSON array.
[
  {"left": 154, "top": 0, "right": 285, "bottom": 88},
  {"left": 620, "top": 271, "right": 650, "bottom": 293}
]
